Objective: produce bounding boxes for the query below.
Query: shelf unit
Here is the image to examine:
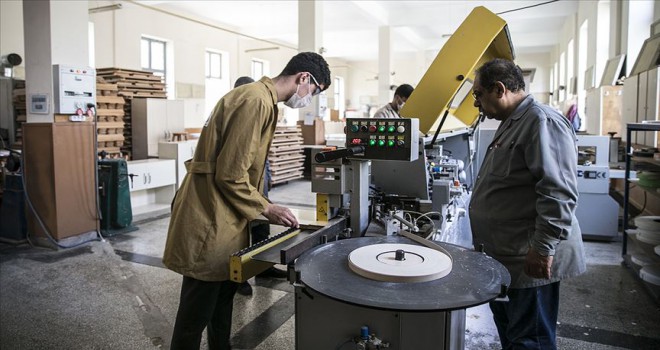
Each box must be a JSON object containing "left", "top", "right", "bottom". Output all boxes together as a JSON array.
[
  {"left": 158, "top": 139, "right": 198, "bottom": 189},
  {"left": 623, "top": 122, "right": 660, "bottom": 301},
  {"left": 126, "top": 159, "right": 176, "bottom": 221}
]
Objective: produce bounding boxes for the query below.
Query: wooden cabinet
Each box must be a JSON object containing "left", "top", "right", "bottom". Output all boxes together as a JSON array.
[
  {"left": 158, "top": 140, "right": 198, "bottom": 189},
  {"left": 585, "top": 85, "right": 623, "bottom": 136},
  {"left": 131, "top": 98, "right": 185, "bottom": 160},
  {"left": 23, "top": 123, "right": 98, "bottom": 242},
  {"left": 126, "top": 159, "right": 176, "bottom": 220}
]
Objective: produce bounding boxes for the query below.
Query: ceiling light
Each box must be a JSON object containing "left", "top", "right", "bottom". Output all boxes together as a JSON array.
[{"left": 89, "top": 3, "right": 123, "bottom": 14}]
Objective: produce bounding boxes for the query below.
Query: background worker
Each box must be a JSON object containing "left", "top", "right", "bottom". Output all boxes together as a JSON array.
[{"left": 373, "top": 83, "right": 414, "bottom": 118}]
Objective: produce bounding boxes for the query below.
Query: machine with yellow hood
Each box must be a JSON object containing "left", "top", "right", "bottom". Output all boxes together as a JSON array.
[{"left": 232, "top": 7, "right": 516, "bottom": 350}]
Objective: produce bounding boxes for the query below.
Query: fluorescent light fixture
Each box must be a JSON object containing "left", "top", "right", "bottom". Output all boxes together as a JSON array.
[
  {"left": 89, "top": 3, "right": 123, "bottom": 14},
  {"left": 244, "top": 47, "right": 280, "bottom": 53}
]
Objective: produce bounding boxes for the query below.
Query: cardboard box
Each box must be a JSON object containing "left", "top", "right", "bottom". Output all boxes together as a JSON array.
[
  {"left": 298, "top": 119, "right": 325, "bottom": 145},
  {"left": 330, "top": 109, "right": 340, "bottom": 121}
]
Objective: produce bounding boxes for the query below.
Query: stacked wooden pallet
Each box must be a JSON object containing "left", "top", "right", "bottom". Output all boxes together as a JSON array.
[
  {"left": 96, "top": 68, "right": 167, "bottom": 158},
  {"left": 95, "top": 77, "right": 126, "bottom": 158},
  {"left": 268, "top": 125, "right": 305, "bottom": 185},
  {"left": 11, "top": 80, "right": 26, "bottom": 151}
]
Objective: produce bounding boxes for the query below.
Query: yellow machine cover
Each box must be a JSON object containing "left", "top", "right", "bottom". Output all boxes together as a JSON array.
[{"left": 399, "top": 6, "right": 515, "bottom": 134}]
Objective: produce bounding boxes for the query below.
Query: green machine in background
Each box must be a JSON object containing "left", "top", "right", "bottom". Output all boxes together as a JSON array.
[{"left": 98, "top": 159, "right": 137, "bottom": 236}]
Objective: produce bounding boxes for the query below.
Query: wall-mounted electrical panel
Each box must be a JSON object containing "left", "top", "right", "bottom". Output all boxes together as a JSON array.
[{"left": 53, "top": 64, "right": 96, "bottom": 114}]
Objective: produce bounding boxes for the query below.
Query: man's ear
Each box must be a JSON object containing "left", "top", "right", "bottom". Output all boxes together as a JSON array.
[
  {"left": 295, "top": 72, "right": 309, "bottom": 85},
  {"left": 494, "top": 81, "right": 506, "bottom": 97}
]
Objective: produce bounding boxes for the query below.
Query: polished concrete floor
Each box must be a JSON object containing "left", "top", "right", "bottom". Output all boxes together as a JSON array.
[{"left": 1, "top": 179, "right": 660, "bottom": 350}]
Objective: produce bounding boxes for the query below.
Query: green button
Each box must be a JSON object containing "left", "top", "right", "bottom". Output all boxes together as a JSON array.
[
  {"left": 369, "top": 139, "right": 376, "bottom": 146},
  {"left": 387, "top": 126, "right": 396, "bottom": 133},
  {"left": 387, "top": 140, "right": 395, "bottom": 147},
  {"left": 378, "top": 140, "right": 385, "bottom": 147},
  {"left": 378, "top": 125, "right": 386, "bottom": 133}
]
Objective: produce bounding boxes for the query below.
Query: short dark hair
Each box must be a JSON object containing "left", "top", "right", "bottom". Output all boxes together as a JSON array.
[
  {"left": 234, "top": 76, "right": 254, "bottom": 88},
  {"left": 394, "top": 84, "right": 414, "bottom": 99},
  {"left": 279, "top": 52, "right": 331, "bottom": 92},
  {"left": 476, "top": 58, "right": 525, "bottom": 93}
]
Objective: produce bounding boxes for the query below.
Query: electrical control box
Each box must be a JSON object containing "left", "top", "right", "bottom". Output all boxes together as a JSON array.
[
  {"left": 53, "top": 64, "right": 96, "bottom": 114},
  {"left": 345, "top": 118, "right": 419, "bottom": 161}
]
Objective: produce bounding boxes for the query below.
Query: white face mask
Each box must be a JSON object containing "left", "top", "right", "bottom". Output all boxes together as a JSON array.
[
  {"left": 284, "top": 83, "right": 313, "bottom": 109},
  {"left": 397, "top": 102, "right": 405, "bottom": 111}
]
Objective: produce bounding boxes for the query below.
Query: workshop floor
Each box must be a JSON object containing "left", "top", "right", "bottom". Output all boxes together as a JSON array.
[{"left": 1, "top": 179, "right": 660, "bottom": 350}]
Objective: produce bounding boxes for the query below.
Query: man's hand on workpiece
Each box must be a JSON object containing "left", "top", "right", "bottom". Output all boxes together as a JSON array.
[{"left": 263, "top": 204, "right": 299, "bottom": 228}]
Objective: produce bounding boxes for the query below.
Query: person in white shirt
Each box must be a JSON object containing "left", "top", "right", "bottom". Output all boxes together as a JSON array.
[{"left": 373, "top": 84, "right": 414, "bottom": 118}]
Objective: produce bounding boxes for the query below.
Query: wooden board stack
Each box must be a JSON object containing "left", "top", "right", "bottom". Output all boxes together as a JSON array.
[
  {"left": 268, "top": 125, "right": 305, "bottom": 185},
  {"left": 95, "top": 77, "right": 126, "bottom": 158},
  {"left": 96, "top": 68, "right": 167, "bottom": 159},
  {"left": 11, "top": 80, "right": 26, "bottom": 151}
]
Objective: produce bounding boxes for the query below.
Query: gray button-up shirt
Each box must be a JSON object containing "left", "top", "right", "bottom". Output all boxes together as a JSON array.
[
  {"left": 373, "top": 103, "right": 400, "bottom": 118},
  {"left": 469, "top": 95, "right": 586, "bottom": 288}
]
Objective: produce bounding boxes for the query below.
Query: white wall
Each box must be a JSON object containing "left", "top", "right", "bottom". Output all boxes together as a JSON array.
[
  {"left": 1, "top": 0, "right": 25, "bottom": 78},
  {"left": 516, "top": 53, "right": 551, "bottom": 104},
  {"left": 87, "top": 1, "right": 357, "bottom": 126}
]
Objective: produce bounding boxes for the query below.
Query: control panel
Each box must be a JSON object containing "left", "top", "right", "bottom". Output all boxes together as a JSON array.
[
  {"left": 53, "top": 64, "right": 96, "bottom": 114},
  {"left": 345, "top": 118, "right": 419, "bottom": 161}
]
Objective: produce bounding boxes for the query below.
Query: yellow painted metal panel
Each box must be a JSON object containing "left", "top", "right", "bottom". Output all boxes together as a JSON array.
[
  {"left": 316, "top": 193, "right": 330, "bottom": 222},
  {"left": 400, "top": 6, "right": 514, "bottom": 134}
]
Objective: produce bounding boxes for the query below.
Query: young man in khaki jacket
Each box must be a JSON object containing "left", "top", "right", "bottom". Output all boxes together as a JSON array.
[{"left": 164, "top": 52, "right": 331, "bottom": 350}]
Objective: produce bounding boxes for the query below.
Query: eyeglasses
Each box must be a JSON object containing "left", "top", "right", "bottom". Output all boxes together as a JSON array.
[
  {"left": 308, "top": 73, "right": 322, "bottom": 96},
  {"left": 471, "top": 89, "right": 483, "bottom": 100}
]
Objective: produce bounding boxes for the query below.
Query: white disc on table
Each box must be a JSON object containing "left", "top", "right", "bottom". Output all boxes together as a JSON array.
[{"left": 348, "top": 243, "right": 452, "bottom": 283}]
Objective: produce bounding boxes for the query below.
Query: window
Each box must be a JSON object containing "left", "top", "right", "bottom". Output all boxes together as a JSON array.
[
  {"left": 549, "top": 67, "right": 554, "bottom": 96},
  {"left": 596, "top": 0, "right": 611, "bottom": 83},
  {"left": 252, "top": 59, "right": 265, "bottom": 80},
  {"left": 205, "top": 50, "right": 230, "bottom": 116},
  {"left": 141, "top": 37, "right": 166, "bottom": 78},
  {"left": 578, "top": 20, "right": 589, "bottom": 131},
  {"left": 559, "top": 51, "right": 566, "bottom": 101},
  {"left": 567, "top": 39, "right": 575, "bottom": 96},
  {"left": 206, "top": 51, "right": 222, "bottom": 79},
  {"left": 333, "top": 76, "right": 345, "bottom": 118}
]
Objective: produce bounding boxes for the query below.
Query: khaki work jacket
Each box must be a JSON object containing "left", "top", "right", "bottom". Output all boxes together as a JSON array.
[{"left": 163, "top": 77, "right": 277, "bottom": 281}]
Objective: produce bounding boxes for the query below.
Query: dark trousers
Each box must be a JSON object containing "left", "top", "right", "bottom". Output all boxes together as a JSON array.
[
  {"left": 489, "top": 282, "right": 560, "bottom": 350},
  {"left": 170, "top": 276, "right": 238, "bottom": 350}
]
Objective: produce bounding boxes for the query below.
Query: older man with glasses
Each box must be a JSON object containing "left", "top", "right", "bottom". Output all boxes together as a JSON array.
[{"left": 469, "top": 58, "right": 586, "bottom": 350}]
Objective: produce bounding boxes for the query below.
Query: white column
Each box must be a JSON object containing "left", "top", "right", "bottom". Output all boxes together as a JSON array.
[
  {"left": 378, "top": 26, "right": 393, "bottom": 106},
  {"left": 23, "top": 0, "right": 89, "bottom": 123},
  {"left": 298, "top": 0, "right": 326, "bottom": 119}
]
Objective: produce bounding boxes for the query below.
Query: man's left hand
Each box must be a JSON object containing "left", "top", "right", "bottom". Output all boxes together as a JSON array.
[{"left": 524, "top": 249, "right": 553, "bottom": 279}]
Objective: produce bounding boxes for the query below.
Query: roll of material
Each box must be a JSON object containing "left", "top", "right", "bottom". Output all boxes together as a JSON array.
[{"left": 634, "top": 216, "right": 660, "bottom": 231}]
